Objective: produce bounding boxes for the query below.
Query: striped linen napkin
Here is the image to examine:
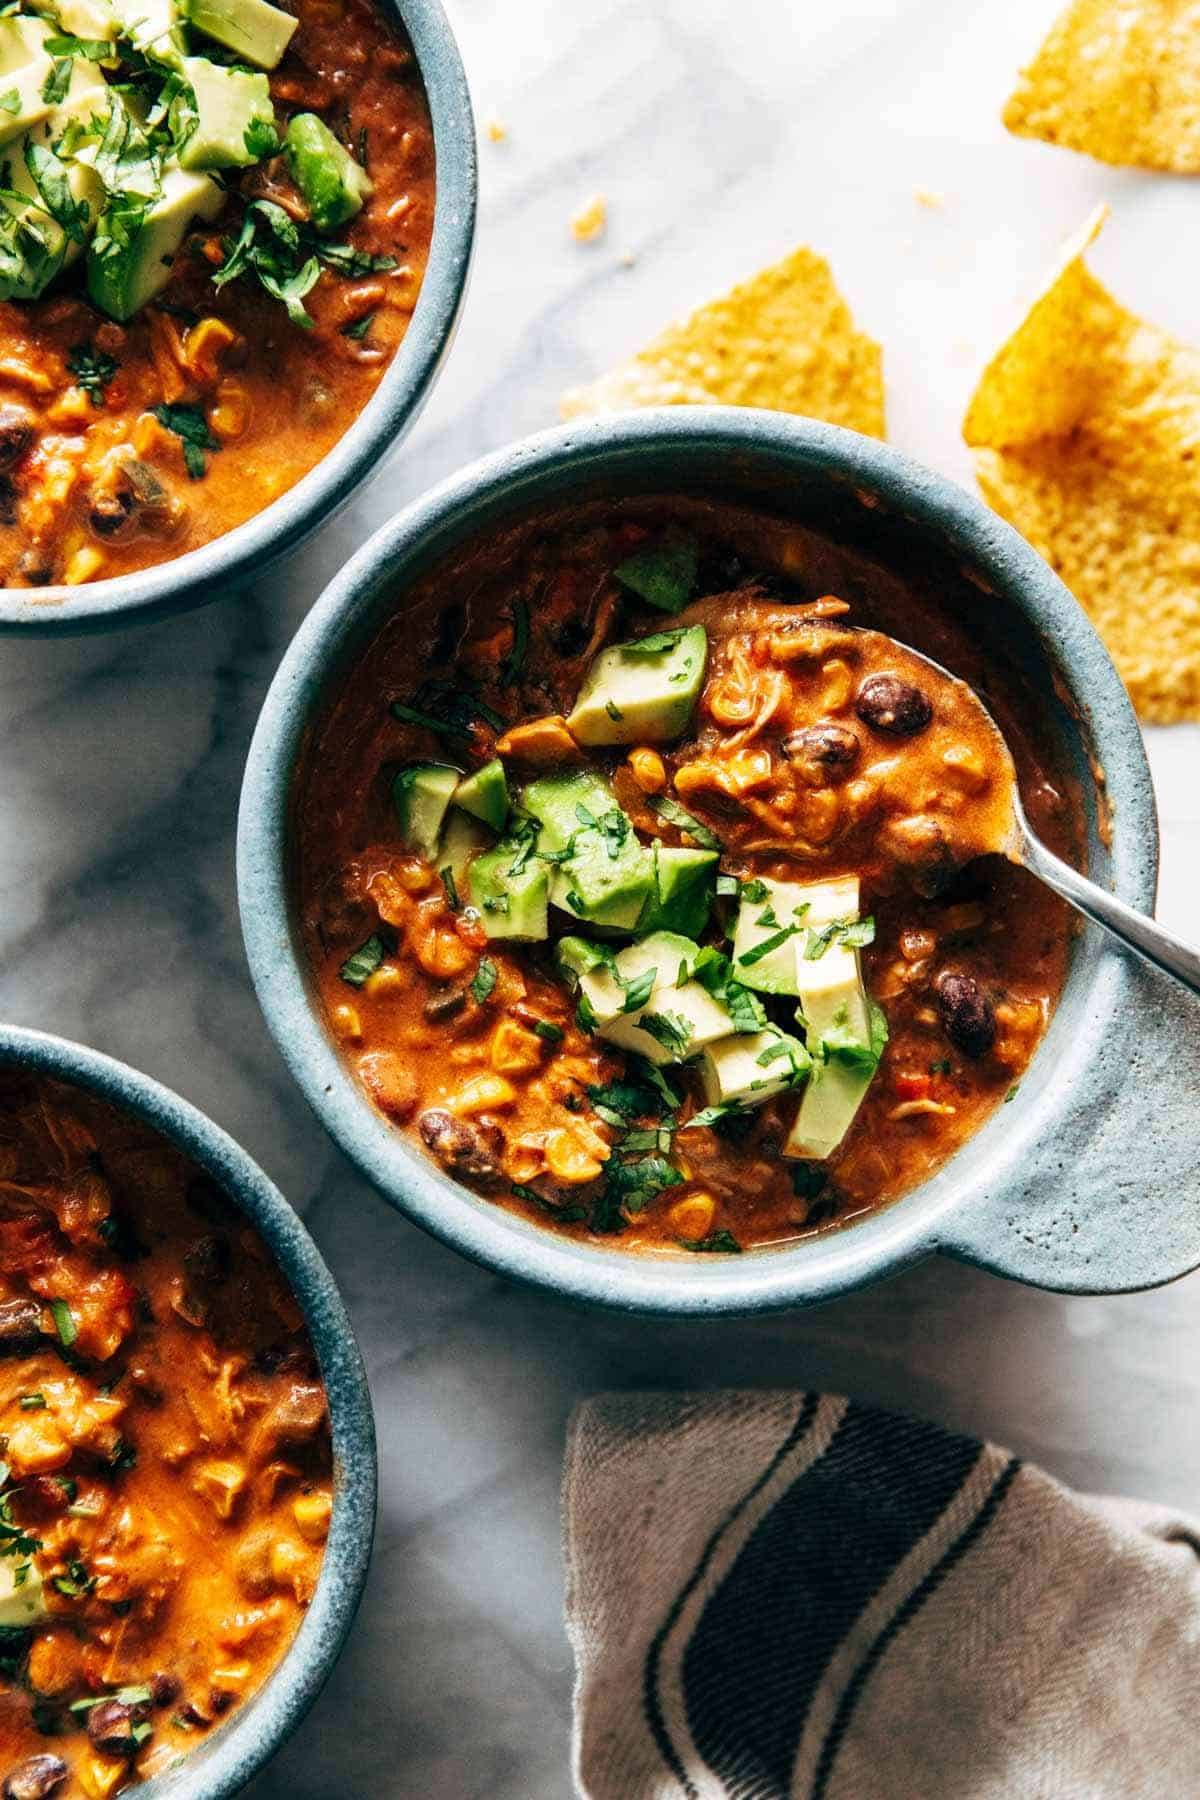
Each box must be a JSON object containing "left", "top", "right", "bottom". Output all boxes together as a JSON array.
[{"left": 564, "top": 1391, "right": 1200, "bottom": 1799}]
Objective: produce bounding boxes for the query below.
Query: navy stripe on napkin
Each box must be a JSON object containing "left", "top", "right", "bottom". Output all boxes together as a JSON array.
[{"left": 644, "top": 1402, "right": 999, "bottom": 1799}]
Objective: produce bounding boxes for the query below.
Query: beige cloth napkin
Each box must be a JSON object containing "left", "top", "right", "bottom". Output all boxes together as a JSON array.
[{"left": 563, "top": 1392, "right": 1200, "bottom": 1799}]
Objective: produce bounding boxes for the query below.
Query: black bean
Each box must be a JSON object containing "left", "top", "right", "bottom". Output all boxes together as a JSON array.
[
  {"left": 418, "top": 1110, "right": 502, "bottom": 1184},
  {"left": 87, "top": 1698, "right": 148, "bottom": 1758},
  {"left": 2, "top": 1755, "right": 68, "bottom": 1800},
  {"left": 0, "top": 1300, "right": 43, "bottom": 1355},
  {"left": 88, "top": 489, "right": 134, "bottom": 538},
  {"left": 876, "top": 814, "right": 957, "bottom": 898},
  {"left": 855, "top": 672, "right": 933, "bottom": 736},
  {"left": 423, "top": 985, "right": 467, "bottom": 1022},
  {"left": 782, "top": 723, "right": 861, "bottom": 781},
  {"left": 935, "top": 970, "right": 997, "bottom": 1058},
  {"left": 209, "top": 1689, "right": 236, "bottom": 1716},
  {"left": 150, "top": 1674, "right": 180, "bottom": 1708},
  {"left": 0, "top": 406, "right": 34, "bottom": 473}
]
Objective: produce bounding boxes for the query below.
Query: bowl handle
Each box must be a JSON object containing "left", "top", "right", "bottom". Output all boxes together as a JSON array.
[{"left": 937, "top": 957, "right": 1200, "bottom": 1294}]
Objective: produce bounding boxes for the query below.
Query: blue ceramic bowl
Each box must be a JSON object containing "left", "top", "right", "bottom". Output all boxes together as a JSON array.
[
  {"left": 238, "top": 409, "right": 1200, "bottom": 1314},
  {"left": 0, "top": 1022, "right": 377, "bottom": 1796},
  {"left": 0, "top": 0, "right": 476, "bottom": 636}
]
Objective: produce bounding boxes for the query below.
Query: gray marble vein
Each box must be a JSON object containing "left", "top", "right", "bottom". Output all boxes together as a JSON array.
[{"left": 2, "top": 0, "right": 1199, "bottom": 1794}]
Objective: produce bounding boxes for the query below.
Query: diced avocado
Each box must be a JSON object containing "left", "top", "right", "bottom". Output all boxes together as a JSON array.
[
  {"left": 551, "top": 824, "right": 655, "bottom": 933},
  {"left": 0, "top": 60, "right": 55, "bottom": 150},
  {"left": 391, "top": 762, "right": 460, "bottom": 860},
  {"left": 28, "top": 0, "right": 116, "bottom": 42},
  {"left": 613, "top": 532, "right": 699, "bottom": 614},
  {"left": 286, "top": 111, "right": 371, "bottom": 233},
  {"left": 785, "top": 878, "right": 883, "bottom": 1160},
  {"left": 3, "top": 134, "right": 103, "bottom": 297},
  {"left": 438, "top": 809, "right": 490, "bottom": 893},
  {"left": 570, "top": 930, "right": 700, "bottom": 1031},
  {"left": 522, "top": 770, "right": 617, "bottom": 851},
  {"left": 88, "top": 159, "right": 222, "bottom": 320},
  {"left": 58, "top": 50, "right": 108, "bottom": 117},
  {"left": 186, "top": 0, "right": 297, "bottom": 68},
  {"left": 785, "top": 1043, "right": 878, "bottom": 1162},
  {"left": 0, "top": 16, "right": 51, "bottom": 72},
  {"left": 638, "top": 844, "right": 718, "bottom": 938},
  {"left": 699, "top": 1029, "right": 810, "bottom": 1109},
  {"left": 0, "top": 1556, "right": 46, "bottom": 1630},
  {"left": 793, "top": 876, "right": 867, "bottom": 1043},
  {"left": 731, "top": 876, "right": 820, "bottom": 997},
  {"left": 554, "top": 936, "right": 612, "bottom": 984},
  {"left": 112, "top": 0, "right": 185, "bottom": 63},
  {"left": 177, "top": 56, "right": 275, "bottom": 169},
  {"left": 567, "top": 625, "right": 708, "bottom": 747},
  {"left": 453, "top": 759, "right": 509, "bottom": 833},
  {"left": 603, "top": 978, "right": 736, "bottom": 1067},
  {"left": 467, "top": 837, "right": 549, "bottom": 942}
]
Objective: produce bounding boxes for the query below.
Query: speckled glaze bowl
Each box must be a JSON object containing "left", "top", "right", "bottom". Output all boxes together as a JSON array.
[
  {"left": 0, "top": 1023, "right": 377, "bottom": 1796},
  {"left": 237, "top": 409, "right": 1200, "bottom": 1315},
  {"left": 0, "top": 0, "right": 475, "bottom": 636}
]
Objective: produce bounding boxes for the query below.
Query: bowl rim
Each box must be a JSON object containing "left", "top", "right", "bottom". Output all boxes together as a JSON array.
[
  {"left": 236, "top": 407, "right": 1158, "bottom": 1316},
  {"left": 0, "top": 0, "right": 477, "bottom": 637},
  {"left": 0, "top": 1021, "right": 377, "bottom": 1797}
]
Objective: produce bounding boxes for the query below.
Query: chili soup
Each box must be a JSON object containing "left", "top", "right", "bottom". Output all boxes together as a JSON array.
[
  {"left": 0, "top": 1069, "right": 331, "bottom": 1798},
  {"left": 295, "top": 498, "right": 1083, "bottom": 1257},
  {"left": 0, "top": 0, "right": 434, "bottom": 589}
]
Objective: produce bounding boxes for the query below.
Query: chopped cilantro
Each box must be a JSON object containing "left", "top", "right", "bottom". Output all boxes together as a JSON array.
[
  {"left": 1004, "top": 1084, "right": 1019, "bottom": 1103},
  {"left": 737, "top": 923, "right": 800, "bottom": 967},
  {"left": 501, "top": 598, "right": 529, "bottom": 686},
  {"left": 469, "top": 958, "right": 497, "bottom": 1003},
  {"left": 340, "top": 311, "right": 374, "bottom": 340},
  {"left": 741, "top": 878, "right": 768, "bottom": 903},
  {"left": 683, "top": 1103, "right": 740, "bottom": 1131},
  {"left": 678, "top": 1230, "right": 742, "bottom": 1254},
  {"left": 67, "top": 344, "right": 118, "bottom": 408},
  {"left": 18, "top": 1393, "right": 45, "bottom": 1411},
  {"left": 41, "top": 58, "right": 73, "bottom": 105},
  {"left": 576, "top": 992, "right": 597, "bottom": 1034},
  {"left": 532, "top": 1020, "right": 563, "bottom": 1044},
  {"left": 339, "top": 933, "right": 386, "bottom": 987},
  {"left": 0, "top": 88, "right": 18, "bottom": 115},
  {"left": 803, "top": 916, "right": 876, "bottom": 961},
  {"left": 636, "top": 1011, "right": 692, "bottom": 1056},
  {"left": 620, "top": 967, "right": 657, "bottom": 1013},
  {"left": 439, "top": 866, "right": 460, "bottom": 911},
  {"left": 604, "top": 699, "right": 623, "bottom": 723},
  {"left": 646, "top": 795, "right": 722, "bottom": 851},
  {"left": 152, "top": 403, "right": 219, "bottom": 480},
  {"left": 623, "top": 628, "right": 686, "bottom": 656},
  {"left": 49, "top": 1299, "right": 76, "bottom": 1349}
]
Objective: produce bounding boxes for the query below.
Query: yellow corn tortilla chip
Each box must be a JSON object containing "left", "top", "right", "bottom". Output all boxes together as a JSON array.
[
  {"left": 964, "top": 204, "right": 1200, "bottom": 724},
  {"left": 1003, "top": 0, "right": 1200, "bottom": 172},
  {"left": 560, "top": 246, "right": 885, "bottom": 438}
]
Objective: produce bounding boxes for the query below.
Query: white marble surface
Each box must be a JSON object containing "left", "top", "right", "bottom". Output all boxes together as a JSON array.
[{"left": 3, "top": 0, "right": 1200, "bottom": 1793}]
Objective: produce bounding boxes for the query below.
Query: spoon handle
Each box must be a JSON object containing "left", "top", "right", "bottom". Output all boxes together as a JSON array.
[{"left": 1019, "top": 826, "right": 1200, "bottom": 999}]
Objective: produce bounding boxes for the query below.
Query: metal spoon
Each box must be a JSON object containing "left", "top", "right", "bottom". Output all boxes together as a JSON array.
[{"left": 905, "top": 644, "right": 1200, "bottom": 999}]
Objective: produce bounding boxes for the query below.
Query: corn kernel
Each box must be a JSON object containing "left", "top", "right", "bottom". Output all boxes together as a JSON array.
[
  {"left": 293, "top": 1489, "right": 332, "bottom": 1543},
  {"left": 47, "top": 386, "right": 93, "bottom": 428},
  {"left": 628, "top": 748, "right": 666, "bottom": 794},
  {"left": 185, "top": 316, "right": 237, "bottom": 384},
  {"left": 330, "top": 1003, "right": 362, "bottom": 1043},
  {"left": 669, "top": 1193, "right": 716, "bottom": 1239},
  {"left": 209, "top": 377, "right": 249, "bottom": 441},
  {"left": 941, "top": 744, "right": 990, "bottom": 794},
  {"left": 270, "top": 1540, "right": 316, "bottom": 1603},
  {"left": 78, "top": 1756, "right": 127, "bottom": 1799},
  {"left": 63, "top": 546, "right": 106, "bottom": 586},
  {"left": 819, "top": 658, "right": 854, "bottom": 712},
  {"left": 544, "top": 1127, "right": 604, "bottom": 1184},
  {"left": 364, "top": 963, "right": 405, "bottom": 997},
  {"left": 490, "top": 1020, "right": 543, "bottom": 1076},
  {"left": 6, "top": 1418, "right": 70, "bottom": 1475},
  {"left": 449, "top": 1073, "right": 517, "bottom": 1115}
]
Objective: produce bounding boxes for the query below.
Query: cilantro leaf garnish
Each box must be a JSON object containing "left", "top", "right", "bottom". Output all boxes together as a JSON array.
[
  {"left": 737, "top": 923, "right": 800, "bottom": 967},
  {"left": 802, "top": 915, "right": 876, "bottom": 960},
  {"left": 152, "top": 402, "right": 219, "bottom": 479},
  {"left": 636, "top": 1011, "right": 692, "bottom": 1056},
  {"left": 646, "top": 795, "right": 722, "bottom": 851},
  {"left": 619, "top": 966, "right": 656, "bottom": 1013},
  {"left": 339, "top": 933, "right": 385, "bottom": 987},
  {"left": 49, "top": 1299, "right": 77, "bottom": 1349},
  {"left": 501, "top": 598, "right": 529, "bottom": 686},
  {"left": 623, "top": 628, "right": 687, "bottom": 656},
  {"left": 0, "top": 87, "right": 18, "bottom": 115},
  {"left": 67, "top": 343, "right": 118, "bottom": 407},
  {"left": 340, "top": 311, "right": 374, "bottom": 340},
  {"left": 470, "top": 958, "right": 497, "bottom": 1003},
  {"left": 678, "top": 1229, "right": 742, "bottom": 1254}
]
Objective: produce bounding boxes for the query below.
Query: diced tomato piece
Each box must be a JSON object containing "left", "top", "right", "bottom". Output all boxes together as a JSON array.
[{"left": 892, "top": 1071, "right": 932, "bottom": 1102}]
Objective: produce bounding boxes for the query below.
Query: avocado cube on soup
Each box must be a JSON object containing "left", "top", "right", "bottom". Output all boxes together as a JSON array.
[
  {"left": 730, "top": 876, "right": 817, "bottom": 996},
  {"left": 468, "top": 841, "right": 549, "bottom": 941},
  {"left": 522, "top": 770, "right": 618, "bottom": 851},
  {"left": 87, "top": 160, "right": 224, "bottom": 321},
  {"left": 0, "top": 15, "right": 51, "bottom": 71},
  {"left": 188, "top": 0, "right": 298, "bottom": 68},
  {"left": 287, "top": 112, "right": 372, "bottom": 232},
  {"left": 178, "top": 58, "right": 277, "bottom": 169},
  {"left": 699, "top": 1029, "right": 810, "bottom": 1108},
  {"left": 564, "top": 930, "right": 701, "bottom": 1030},
  {"left": 601, "top": 978, "right": 736, "bottom": 1066},
  {"left": 0, "top": 60, "right": 55, "bottom": 150},
  {"left": 391, "top": 763, "right": 460, "bottom": 859},
  {"left": 111, "top": 0, "right": 185, "bottom": 64},
  {"left": 551, "top": 825, "right": 655, "bottom": 933},
  {"left": 0, "top": 1555, "right": 46, "bottom": 1629},
  {"left": 638, "top": 845, "right": 718, "bottom": 938},
  {"left": 567, "top": 625, "right": 708, "bottom": 747},
  {"left": 453, "top": 759, "right": 510, "bottom": 833},
  {"left": 27, "top": 0, "right": 117, "bottom": 39}
]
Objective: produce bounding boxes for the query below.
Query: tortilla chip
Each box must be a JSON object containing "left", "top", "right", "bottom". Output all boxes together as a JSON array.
[
  {"left": 964, "top": 205, "right": 1200, "bottom": 724},
  {"left": 560, "top": 246, "right": 885, "bottom": 438},
  {"left": 1003, "top": 0, "right": 1200, "bottom": 172}
]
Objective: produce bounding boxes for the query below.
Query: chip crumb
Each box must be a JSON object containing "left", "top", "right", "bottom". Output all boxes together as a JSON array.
[
  {"left": 1004, "top": 0, "right": 1200, "bottom": 172},
  {"left": 964, "top": 203, "right": 1200, "bottom": 724},
  {"left": 561, "top": 244, "right": 884, "bottom": 438},
  {"left": 570, "top": 194, "right": 608, "bottom": 244},
  {"left": 914, "top": 186, "right": 945, "bottom": 209},
  {"left": 486, "top": 117, "right": 508, "bottom": 144}
]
